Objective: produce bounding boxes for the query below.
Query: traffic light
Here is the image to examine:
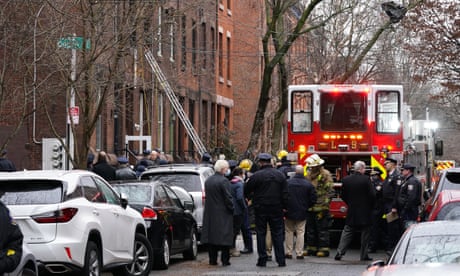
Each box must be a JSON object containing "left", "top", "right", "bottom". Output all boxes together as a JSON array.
[{"left": 52, "top": 144, "right": 64, "bottom": 169}]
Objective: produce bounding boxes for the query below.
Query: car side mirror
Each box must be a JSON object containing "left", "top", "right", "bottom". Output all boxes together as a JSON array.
[
  {"left": 183, "top": 200, "right": 194, "bottom": 212},
  {"left": 120, "top": 192, "right": 129, "bottom": 209}
]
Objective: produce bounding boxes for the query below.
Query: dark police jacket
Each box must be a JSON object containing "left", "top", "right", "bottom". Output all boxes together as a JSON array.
[
  {"left": 245, "top": 165, "right": 288, "bottom": 215},
  {"left": 397, "top": 174, "right": 422, "bottom": 221},
  {"left": 0, "top": 201, "right": 23, "bottom": 273}
]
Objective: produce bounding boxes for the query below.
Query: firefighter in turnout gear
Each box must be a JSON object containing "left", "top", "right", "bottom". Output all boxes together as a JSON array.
[{"left": 303, "top": 154, "right": 334, "bottom": 257}]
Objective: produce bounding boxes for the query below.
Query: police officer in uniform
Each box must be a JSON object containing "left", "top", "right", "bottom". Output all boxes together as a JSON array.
[
  {"left": 245, "top": 153, "right": 288, "bottom": 267},
  {"left": 396, "top": 164, "right": 422, "bottom": 230},
  {"left": 381, "top": 158, "right": 402, "bottom": 255}
]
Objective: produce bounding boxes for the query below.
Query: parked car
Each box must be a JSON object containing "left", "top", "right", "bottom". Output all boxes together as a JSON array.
[
  {"left": 0, "top": 170, "right": 153, "bottom": 276},
  {"left": 111, "top": 180, "right": 198, "bottom": 270},
  {"left": 5, "top": 243, "right": 38, "bottom": 276},
  {"left": 140, "top": 164, "right": 215, "bottom": 243},
  {"left": 427, "top": 189, "right": 460, "bottom": 221},
  {"left": 363, "top": 221, "right": 460, "bottom": 276},
  {"left": 423, "top": 168, "right": 460, "bottom": 220}
]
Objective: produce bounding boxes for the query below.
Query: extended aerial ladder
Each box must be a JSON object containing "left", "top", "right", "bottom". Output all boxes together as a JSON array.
[{"left": 144, "top": 48, "right": 207, "bottom": 156}]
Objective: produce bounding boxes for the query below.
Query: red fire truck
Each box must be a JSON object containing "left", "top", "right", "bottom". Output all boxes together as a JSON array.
[{"left": 286, "top": 84, "right": 404, "bottom": 231}]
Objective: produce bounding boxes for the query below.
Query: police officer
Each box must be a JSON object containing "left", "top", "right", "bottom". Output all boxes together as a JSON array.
[
  {"left": 245, "top": 153, "right": 288, "bottom": 267},
  {"left": 396, "top": 163, "right": 422, "bottom": 230},
  {"left": 381, "top": 158, "right": 402, "bottom": 254},
  {"left": 368, "top": 167, "right": 385, "bottom": 253},
  {"left": 0, "top": 200, "right": 23, "bottom": 274}
]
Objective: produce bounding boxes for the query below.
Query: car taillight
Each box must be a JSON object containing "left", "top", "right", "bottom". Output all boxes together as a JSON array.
[
  {"left": 141, "top": 207, "right": 157, "bottom": 220},
  {"left": 32, "top": 208, "right": 78, "bottom": 223}
]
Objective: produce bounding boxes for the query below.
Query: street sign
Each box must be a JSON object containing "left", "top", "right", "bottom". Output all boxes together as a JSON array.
[
  {"left": 68, "top": 106, "right": 79, "bottom": 125},
  {"left": 57, "top": 37, "right": 91, "bottom": 50}
]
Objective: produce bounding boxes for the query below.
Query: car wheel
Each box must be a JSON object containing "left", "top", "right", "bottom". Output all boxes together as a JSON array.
[
  {"left": 82, "top": 241, "right": 101, "bottom": 276},
  {"left": 114, "top": 233, "right": 153, "bottom": 276},
  {"left": 153, "top": 235, "right": 170, "bottom": 270},
  {"left": 182, "top": 227, "right": 198, "bottom": 260}
]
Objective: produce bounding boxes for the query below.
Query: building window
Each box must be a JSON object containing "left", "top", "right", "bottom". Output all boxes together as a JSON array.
[
  {"left": 192, "top": 20, "right": 197, "bottom": 73},
  {"left": 226, "top": 34, "right": 231, "bottom": 83},
  {"left": 201, "top": 23, "right": 207, "bottom": 70},
  {"left": 211, "top": 27, "right": 215, "bottom": 71},
  {"left": 169, "top": 18, "right": 175, "bottom": 62},
  {"left": 218, "top": 31, "right": 223, "bottom": 82},
  {"left": 181, "top": 15, "right": 186, "bottom": 71},
  {"left": 157, "top": 6, "right": 162, "bottom": 56},
  {"left": 227, "top": 0, "right": 232, "bottom": 15}
]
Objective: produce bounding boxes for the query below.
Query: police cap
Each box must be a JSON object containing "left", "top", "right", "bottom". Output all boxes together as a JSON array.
[
  {"left": 258, "top": 153, "right": 272, "bottom": 161},
  {"left": 117, "top": 157, "right": 129, "bottom": 164},
  {"left": 402, "top": 163, "right": 416, "bottom": 170},
  {"left": 385, "top": 158, "right": 397, "bottom": 164}
]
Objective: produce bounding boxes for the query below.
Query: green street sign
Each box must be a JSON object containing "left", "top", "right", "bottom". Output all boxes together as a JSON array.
[{"left": 57, "top": 37, "right": 91, "bottom": 50}]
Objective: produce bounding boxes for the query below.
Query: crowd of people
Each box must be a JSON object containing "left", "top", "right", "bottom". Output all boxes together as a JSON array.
[
  {"left": 200, "top": 151, "right": 424, "bottom": 268},
  {"left": 0, "top": 145, "right": 424, "bottom": 270}
]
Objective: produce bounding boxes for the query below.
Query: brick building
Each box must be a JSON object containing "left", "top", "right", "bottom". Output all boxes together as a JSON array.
[{"left": 0, "top": 0, "right": 269, "bottom": 169}]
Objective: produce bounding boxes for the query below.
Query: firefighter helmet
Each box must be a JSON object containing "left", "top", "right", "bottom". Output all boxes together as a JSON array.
[
  {"left": 306, "top": 154, "right": 325, "bottom": 167},
  {"left": 277, "top": 150, "right": 288, "bottom": 160},
  {"left": 239, "top": 159, "right": 253, "bottom": 171}
]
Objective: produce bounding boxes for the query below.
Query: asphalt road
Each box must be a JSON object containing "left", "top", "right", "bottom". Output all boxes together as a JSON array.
[{"left": 122, "top": 235, "right": 389, "bottom": 276}]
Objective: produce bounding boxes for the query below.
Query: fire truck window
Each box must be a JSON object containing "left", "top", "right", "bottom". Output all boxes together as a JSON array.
[
  {"left": 291, "top": 91, "right": 312, "bottom": 132},
  {"left": 321, "top": 92, "right": 366, "bottom": 131},
  {"left": 376, "top": 91, "right": 400, "bottom": 133}
]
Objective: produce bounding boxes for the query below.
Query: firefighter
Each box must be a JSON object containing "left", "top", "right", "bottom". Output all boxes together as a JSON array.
[
  {"left": 276, "top": 150, "right": 294, "bottom": 179},
  {"left": 303, "top": 154, "right": 334, "bottom": 257}
]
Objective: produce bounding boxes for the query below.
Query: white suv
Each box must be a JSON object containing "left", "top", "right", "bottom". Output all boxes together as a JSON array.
[
  {"left": 0, "top": 170, "right": 153, "bottom": 276},
  {"left": 140, "top": 164, "right": 214, "bottom": 243}
]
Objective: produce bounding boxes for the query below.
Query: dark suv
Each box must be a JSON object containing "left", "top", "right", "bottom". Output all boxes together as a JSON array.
[{"left": 140, "top": 164, "right": 215, "bottom": 243}]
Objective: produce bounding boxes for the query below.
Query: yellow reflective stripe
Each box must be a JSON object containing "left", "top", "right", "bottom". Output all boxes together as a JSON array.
[{"left": 371, "top": 156, "right": 387, "bottom": 180}]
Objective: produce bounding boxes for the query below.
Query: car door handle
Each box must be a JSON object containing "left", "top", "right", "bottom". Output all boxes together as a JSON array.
[{"left": 93, "top": 210, "right": 99, "bottom": 216}]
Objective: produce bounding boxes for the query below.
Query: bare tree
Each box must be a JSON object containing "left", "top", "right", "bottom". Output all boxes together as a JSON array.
[
  {"left": 247, "top": 0, "right": 423, "bottom": 152},
  {"left": 401, "top": 0, "right": 460, "bottom": 125}
]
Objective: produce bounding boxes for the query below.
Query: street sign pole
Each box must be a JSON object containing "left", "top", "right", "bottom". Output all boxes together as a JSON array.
[{"left": 58, "top": 34, "right": 90, "bottom": 169}]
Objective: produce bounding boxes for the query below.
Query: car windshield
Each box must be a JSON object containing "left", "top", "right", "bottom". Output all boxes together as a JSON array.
[
  {"left": 0, "top": 180, "right": 63, "bottom": 205},
  {"left": 437, "top": 202, "right": 460, "bottom": 220},
  {"left": 112, "top": 184, "right": 152, "bottom": 204},
  {"left": 404, "top": 235, "right": 460, "bottom": 264},
  {"left": 143, "top": 173, "right": 201, "bottom": 192}
]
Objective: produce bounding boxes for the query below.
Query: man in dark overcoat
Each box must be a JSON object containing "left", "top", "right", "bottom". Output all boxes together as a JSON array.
[
  {"left": 201, "top": 159, "right": 234, "bottom": 266},
  {"left": 335, "top": 160, "right": 375, "bottom": 261}
]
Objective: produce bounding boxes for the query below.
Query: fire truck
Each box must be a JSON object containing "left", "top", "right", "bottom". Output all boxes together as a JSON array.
[{"left": 286, "top": 84, "right": 404, "bottom": 231}]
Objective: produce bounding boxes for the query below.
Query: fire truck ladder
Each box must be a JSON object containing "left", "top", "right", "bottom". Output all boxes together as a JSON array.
[{"left": 144, "top": 48, "right": 207, "bottom": 156}]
